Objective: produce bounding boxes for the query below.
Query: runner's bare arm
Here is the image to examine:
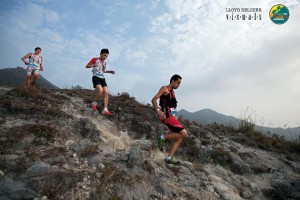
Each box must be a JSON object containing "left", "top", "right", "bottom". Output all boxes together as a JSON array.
[
  {"left": 86, "top": 58, "right": 96, "bottom": 68},
  {"left": 40, "top": 57, "right": 43, "bottom": 71},
  {"left": 21, "top": 53, "right": 31, "bottom": 65},
  {"left": 86, "top": 63, "right": 95, "bottom": 68},
  {"left": 104, "top": 70, "right": 115, "bottom": 74},
  {"left": 151, "top": 86, "right": 168, "bottom": 119}
]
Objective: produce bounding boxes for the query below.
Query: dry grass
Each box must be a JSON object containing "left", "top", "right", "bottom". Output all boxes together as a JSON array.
[
  {"left": 0, "top": 124, "right": 58, "bottom": 153},
  {"left": 208, "top": 122, "right": 236, "bottom": 134},
  {"left": 15, "top": 144, "right": 66, "bottom": 173},
  {"left": 193, "top": 162, "right": 205, "bottom": 171},
  {"left": 92, "top": 162, "right": 145, "bottom": 199},
  {"left": 141, "top": 160, "right": 155, "bottom": 174},
  {"left": 10, "top": 87, "right": 69, "bottom": 105},
  {"left": 181, "top": 136, "right": 199, "bottom": 159},
  {"left": 231, "top": 130, "right": 300, "bottom": 154},
  {"left": 129, "top": 118, "right": 152, "bottom": 134},
  {"left": 39, "top": 147, "right": 68, "bottom": 159},
  {"left": 262, "top": 188, "right": 284, "bottom": 200},
  {"left": 31, "top": 124, "right": 58, "bottom": 145},
  {"left": 110, "top": 195, "right": 123, "bottom": 200},
  {"left": 1, "top": 87, "right": 72, "bottom": 119},
  {"left": 15, "top": 145, "right": 41, "bottom": 173},
  {"left": 177, "top": 116, "right": 192, "bottom": 129},
  {"left": 77, "top": 144, "right": 98, "bottom": 158},
  {"left": 75, "top": 118, "right": 101, "bottom": 141},
  {"left": 64, "top": 88, "right": 94, "bottom": 104},
  {"left": 169, "top": 166, "right": 180, "bottom": 177},
  {"left": 1, "top": 123, "right": 60, "bottom": 173},
  {"left": 0, "top": 126, "right": 28, "bottom": 153},
  {"left": 31, "top": 169, "right": 81, "bottom": 199},
  {"left": 203, "top": 121, "right": 300, "bottom": 155},
  {"left": 210, "top": 147, "right": 233, "bottom": 167},
  {"left": 15, "top": 157, "right": 34, "bottom": 173}
]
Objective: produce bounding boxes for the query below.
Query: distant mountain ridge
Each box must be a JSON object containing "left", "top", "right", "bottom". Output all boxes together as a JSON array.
[
  {"left": 178, "top": 108, "right": 240, "bottom": 127},
  {"left": 0, "top": 67, "right": 58, "bottom": 89},
  {"left": 178, "top": 108, "right": 299, "bottom": 141}
]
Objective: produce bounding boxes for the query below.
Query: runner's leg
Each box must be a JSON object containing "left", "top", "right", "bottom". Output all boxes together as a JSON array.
[
  {"left": 26, "top": 72, "right": 31, "bottom": 89},
  {"left": 95, "top": 85, "right": 103, "bottom": 102},
  {"left": 103, "top": 86, "right": 109, "bottom": 109},
  {"left": 164, "top": 129, "right": 187, "bottom": 157},
  {"left": 32, "top": 71, "right": 39, "bottom": 84}
]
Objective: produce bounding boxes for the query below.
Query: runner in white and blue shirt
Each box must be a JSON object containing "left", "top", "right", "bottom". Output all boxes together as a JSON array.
[
  {"left": 21, "top": 47, "right": 43, "bottom": 89},
  {"left": 86, "top": 49, "right": 115, "bottom": 115}
]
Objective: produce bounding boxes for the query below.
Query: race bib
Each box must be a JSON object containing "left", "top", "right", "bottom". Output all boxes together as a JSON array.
[
  {"left": 95, "top": 72, "right": 105, "bottom": 78},
  {"left": 28, "top": 63, "right": 39, "bottom": 69}
]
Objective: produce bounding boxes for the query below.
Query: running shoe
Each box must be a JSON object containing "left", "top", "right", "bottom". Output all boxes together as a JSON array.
[
  {"left": 91, "top": 104, "right": 97, "bottom": 111},
  {"left": 165, "top": 158, "right": 180, "bottom": 165},
  {"left": 103, "top": 110, "right": 112, "bottom": 116}
]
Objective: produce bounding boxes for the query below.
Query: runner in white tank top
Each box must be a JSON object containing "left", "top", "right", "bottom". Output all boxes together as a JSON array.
[
  {"left": 91, "top": 58, "right": 106, "bottom": 78},
  {"left": 86, "top": 48, "right": 115, "bottom": 115},
  {"left": 21, "top": 47, "right": 43, "bottom": 89}
]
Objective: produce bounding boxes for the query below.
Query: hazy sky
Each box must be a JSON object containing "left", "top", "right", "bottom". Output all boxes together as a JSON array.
[{"left": 0, "top": 0, "right": 299, "bottom": 128}]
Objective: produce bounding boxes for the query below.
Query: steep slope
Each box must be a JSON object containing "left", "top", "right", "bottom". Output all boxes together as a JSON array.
[
  {"left": 0, "top": 87, "right": 299, "bottom": 200},
  {"left": 0, "top": 67, "right": 59, "bottom": 89}
]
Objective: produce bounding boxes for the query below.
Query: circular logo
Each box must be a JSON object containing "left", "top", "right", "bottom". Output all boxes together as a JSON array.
[{"left": 269, "top": 4, "right": 289, "bottom": 25}]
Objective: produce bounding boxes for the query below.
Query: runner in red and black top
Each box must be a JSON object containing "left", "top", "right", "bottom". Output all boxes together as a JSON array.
[
  {"left": 86, "top": 49, "right": 115, "bottom": 115},
  {"left": 151, "top": 74, "right": 188, "bottom": 164}
]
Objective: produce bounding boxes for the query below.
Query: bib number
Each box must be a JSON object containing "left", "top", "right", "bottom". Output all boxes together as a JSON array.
[
  {"left": 96, "top": 72, "right": 104, "bottom": 78},
  {"left": 28, "top": 63, "right": 39, "bottom": 69}
]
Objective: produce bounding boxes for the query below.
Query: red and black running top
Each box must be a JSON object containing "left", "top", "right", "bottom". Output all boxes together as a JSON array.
[{"left": 159, "top": 86, "right": 177, "bottom": 118}]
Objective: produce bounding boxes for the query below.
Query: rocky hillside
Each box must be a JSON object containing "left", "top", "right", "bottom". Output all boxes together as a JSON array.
[{"left": 0, "top": 87, "right": 299, "bottom": 200}]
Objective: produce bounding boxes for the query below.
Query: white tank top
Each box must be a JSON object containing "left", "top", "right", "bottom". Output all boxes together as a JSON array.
[
  {"left": 92, "top": 58, "right": 106, "bottom": 78},
  {"left": 28, "top": 53, "right": 42, "bottom": 68}
]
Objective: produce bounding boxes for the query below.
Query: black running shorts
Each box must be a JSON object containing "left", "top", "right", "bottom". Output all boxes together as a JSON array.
[{"left": 92, "top": 76, "right": 107, "bottom": 88}]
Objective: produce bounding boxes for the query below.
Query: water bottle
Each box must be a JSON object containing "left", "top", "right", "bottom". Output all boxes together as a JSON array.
[{"left": 170, "top": 108, "right": 176, "bottom": 117}]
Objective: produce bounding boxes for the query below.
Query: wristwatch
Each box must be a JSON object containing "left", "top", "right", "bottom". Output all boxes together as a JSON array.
[{"left": 156, "top": 108, "right": 160, "bottom": 111}]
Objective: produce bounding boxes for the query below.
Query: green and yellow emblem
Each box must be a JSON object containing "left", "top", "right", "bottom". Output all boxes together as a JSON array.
[{"left": 269, "top": 4, "right": 289, "bottom": 25}]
